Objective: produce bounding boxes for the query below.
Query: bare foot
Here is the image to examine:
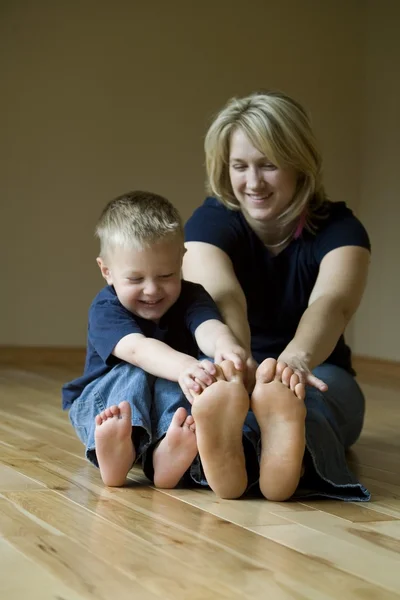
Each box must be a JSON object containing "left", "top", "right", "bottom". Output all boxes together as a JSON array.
[
  {"left": 251, "top": 358, "right": 306, "bottom": 501},
  {"left": 153, "top": 407, "right": 198, "bottom": 488},
  {"left": 95, "top": 401, "right": 135, "bottom": 487},
  {"left": 191, "top": 360, "right": 249, "bottom": 499}
]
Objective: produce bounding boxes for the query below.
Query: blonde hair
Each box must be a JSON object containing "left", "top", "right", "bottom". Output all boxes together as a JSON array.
[
  {"left": 204, "top": 91, "right": 328, "bottom": 230},
  {"left": 96, "top": 191, "right": 183, "bottom": 257}
]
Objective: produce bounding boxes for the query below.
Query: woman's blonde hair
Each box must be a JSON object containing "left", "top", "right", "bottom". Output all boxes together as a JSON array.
[{"left": 204, "top": 91, "right": 328, "bottom": 230}]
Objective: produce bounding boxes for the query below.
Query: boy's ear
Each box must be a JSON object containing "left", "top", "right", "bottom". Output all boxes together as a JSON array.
[{"left": 96, "top": 257, "right": 112, "bottom": 284}]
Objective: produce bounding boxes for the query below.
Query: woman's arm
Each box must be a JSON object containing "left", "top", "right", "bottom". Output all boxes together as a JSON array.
[
  {"left": 183, "top": 242, "right": 251, "bottom": 352},
  {"left": 279, "top": 245, "right": 370, "bottom": 389},
  {"left": 183, "top": 242, "right": 258, "bottom": 389}
]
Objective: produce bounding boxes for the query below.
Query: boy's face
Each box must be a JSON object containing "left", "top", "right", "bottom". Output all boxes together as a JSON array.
[{"left": 97, "top": 237, "right": 183, "bottom": 322}]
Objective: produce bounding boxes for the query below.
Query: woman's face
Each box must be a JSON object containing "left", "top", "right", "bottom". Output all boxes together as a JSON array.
[{"left": 229, "top": 128, "right": 298, "bottom": 223}]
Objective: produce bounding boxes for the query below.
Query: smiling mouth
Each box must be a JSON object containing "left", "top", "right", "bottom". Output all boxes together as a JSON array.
[
  {"left": 140, "top": 299, "right": 163, "bottom": 306},
  {"left": 247, "top": 192, "right": 273, "bottom": 202}
]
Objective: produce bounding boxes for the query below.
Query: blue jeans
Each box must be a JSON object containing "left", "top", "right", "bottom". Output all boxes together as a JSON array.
[
  {"left": 68, "top": 362, "right": 192, "bottom": 479},
  {"left": 240, "top": 363, "right": 370, "bottom": 501}
]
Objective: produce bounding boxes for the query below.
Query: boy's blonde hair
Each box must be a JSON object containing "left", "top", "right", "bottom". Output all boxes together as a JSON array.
[
  {"left": 96, "top": 191, "right": 183, "bottom": 257},
  {"left": 205, "top": 91, "right": 328, "bottom": 230}
]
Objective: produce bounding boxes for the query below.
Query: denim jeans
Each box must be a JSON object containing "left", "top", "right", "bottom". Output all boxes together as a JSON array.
[{"left": 68, "top": 362, "right": 192, "bottom": 477}]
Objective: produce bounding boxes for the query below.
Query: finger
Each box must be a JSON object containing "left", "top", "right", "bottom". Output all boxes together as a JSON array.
[
  {"left": 184, "top": 375, "right": 202, "bottom": 393},
  {"left": 194, "top": 377, "right": 207, "bottom": 391},
  {"left": 294, "top": 369, "right": 307, "bottom": 385},
  {"left": 221, "top": 353, "right": 244, "bottom": 370},
  {"left": 306, "top": 373, "right": 328, "bottom": 392},
  {"left": 193, "top": 367, "right": 215, "bottom": 387},
  {"left": 200, "top": 360, "right": 217, "bottom": 376},
  {"left": 180, "top": 382, "right": 194, "bottom": 404}
]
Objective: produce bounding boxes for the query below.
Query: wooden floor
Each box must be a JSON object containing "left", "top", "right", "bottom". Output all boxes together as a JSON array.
[{"left": 1, "top": 364, "right": 400, "bottom": 599}]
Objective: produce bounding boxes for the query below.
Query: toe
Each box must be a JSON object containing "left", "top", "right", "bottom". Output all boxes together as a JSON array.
[
  {"left": 185, "top": 415, "right": 195, "bottom": 427},
  {"left": 276, "top": 360, "right": 287, "bottom": 378},
  {"left": 294, "top": 382, "right": 306, "bottom": 401},
  {"left": 290, "top": 373, "right": 300, "bottom": 391},
  {"left": 219, "top": 360, "right": 243, "bottom": 383},
  {"left": 281, "top": 366, "right": 294, "bottom": 387},
  {"left": 213, "top": 363, "right": 226, "bottom": 382},
  {"left": 172, "top": 406, "right": 188, "bottom": 427},
  {"left": 118, "top": 401, "right": 132, "bottom": 420},
  {"left": 256, "top": 358, "right": 277, "bottom": 383},
  {"left": 95, "top": 414, "right": 103, "bottom": 426},
  {"left": 109, "top": 405, "right": 120, "bottom": 417}
]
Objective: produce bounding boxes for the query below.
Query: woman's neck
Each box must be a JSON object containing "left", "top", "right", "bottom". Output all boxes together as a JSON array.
[{"left": 244, "top": 213, "right": 297, "bottom": 252}]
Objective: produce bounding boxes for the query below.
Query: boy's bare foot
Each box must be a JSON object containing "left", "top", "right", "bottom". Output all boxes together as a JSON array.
[
  {"left": 153, "top": 407, "right": 198, "bottom": 489},
  {"left": 191, "top": 360, "right": 249, "bottom": 499},
  {"left": 95, "top": 400, "right": 135, "bottom": 487},
  {"left": 251, "top": 358, "right": 306, "bottom": 501}
]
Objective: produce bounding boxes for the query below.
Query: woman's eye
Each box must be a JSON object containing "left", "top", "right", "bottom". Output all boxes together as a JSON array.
[{"left": 232, "top": 164, "right": 246, "bottom": 171}]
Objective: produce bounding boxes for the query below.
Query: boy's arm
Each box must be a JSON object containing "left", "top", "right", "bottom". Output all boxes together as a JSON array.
[
  {"left": 113, "top": 333, "right": 199, "bottom": 381},
  {"left": 113, "top": 333, "right": 217, "bottom": 402},
  {"left": 194, "top": 319, "right": 248, "bottom": 369}
]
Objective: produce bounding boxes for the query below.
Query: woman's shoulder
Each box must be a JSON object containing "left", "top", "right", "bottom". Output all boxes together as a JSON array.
[
  {"left": 309, "top": 200, "right": 370, "bottom": 258},
  {"left": 185, "top": 197, "right": 244, "bottom": 250},
  {"left": 314, "top": 200, "right": 358, "bottom": 225}
]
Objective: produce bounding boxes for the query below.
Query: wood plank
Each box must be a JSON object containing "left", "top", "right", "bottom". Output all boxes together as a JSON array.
[
  {"left": 250, "top": 522, "right": 400, "bottom": 595},
  {"left": 0, "top": 464, "right": 46, "bottom": 492},
  {"left": 0, "top": 537, "right": 86, "bottom": 600},
  {"left": 1, "top": 362, "right": 400, "bottom": 599},
  {"left": 4, "top": 489, "right": 292, "bottom": 600},
  {"left": 7, "top": 533, "right": 160, "bottom": 600}
]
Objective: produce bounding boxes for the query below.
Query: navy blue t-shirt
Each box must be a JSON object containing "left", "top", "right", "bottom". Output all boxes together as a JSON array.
[
  {"left": 184, "top": 197, "right": 371, "bottom": 372},
  {"left": 62, "top": 280, "right": 223, "bottom": 409}
]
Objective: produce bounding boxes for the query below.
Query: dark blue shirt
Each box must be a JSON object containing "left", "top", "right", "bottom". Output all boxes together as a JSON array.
[
  {"left": 184, "top": 197, "right": 371, "bottom": 372},
  {"left": 62, "top": 280, "right": 223, "bottom": 409}
]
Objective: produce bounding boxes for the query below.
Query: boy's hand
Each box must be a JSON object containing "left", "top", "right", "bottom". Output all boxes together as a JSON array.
[
  {"left": 179, "top": 359, "right": 217, "bottom": 404},
  {"left": 215, "top": 338, "right": 258, "bottom": 393},
  {"left": 214, "top": 340, "right": 247, "bottom": 371}
]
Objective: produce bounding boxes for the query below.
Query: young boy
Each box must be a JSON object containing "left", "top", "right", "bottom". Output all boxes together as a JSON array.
[{"left": 62, "top": 191, "right": 246, "bottom": 489}]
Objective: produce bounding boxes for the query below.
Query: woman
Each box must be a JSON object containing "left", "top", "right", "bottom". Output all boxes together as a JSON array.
[{"left": 184, "top": 91, "right": 371, "bottom": 501}]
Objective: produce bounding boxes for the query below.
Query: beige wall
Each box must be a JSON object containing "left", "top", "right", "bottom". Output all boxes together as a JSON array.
[
  {"left": 351, "top": 0, "right": 400, "bottom": 361},
  {"left": 2, "top": 1, "right": 366, "bottom": 347}
]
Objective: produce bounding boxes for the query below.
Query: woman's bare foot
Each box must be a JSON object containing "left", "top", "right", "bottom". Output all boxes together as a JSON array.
[
  {"left": 191, "top": 360, "right": 249, "bottom": 499},
  {"left": 251, "top": 358, "right": 306, "bottom": 501},
  {"left": 153, "top": 407, "right": 198, "bottom": 489},
  {"left": 94, "top": 401, "right": 135, "bottom": 487}
]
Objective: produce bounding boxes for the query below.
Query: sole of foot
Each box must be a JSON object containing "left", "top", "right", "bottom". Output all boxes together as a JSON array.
[
  {"left": 192, "top": 360, "right": 249, "bottom": 499},
  {"left": 153, "top": 407, "right": 198, "bottom": 489},
  {"left": 251, "top": 358, "right": 306, "bottom": 501},
  {"left": 94, "top": 400, "right": 135, "bottom": 487}
]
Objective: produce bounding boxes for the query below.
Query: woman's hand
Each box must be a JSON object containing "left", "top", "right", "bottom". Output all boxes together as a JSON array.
[
  {"left": 277, "top": 349, "right": 328, "bottom": 392},
  {"left": 178, "top": 359, "right": 217, "bottom": 403},
  {"left": 214, "top": 338, "right": 258, "bottom": 393}
]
